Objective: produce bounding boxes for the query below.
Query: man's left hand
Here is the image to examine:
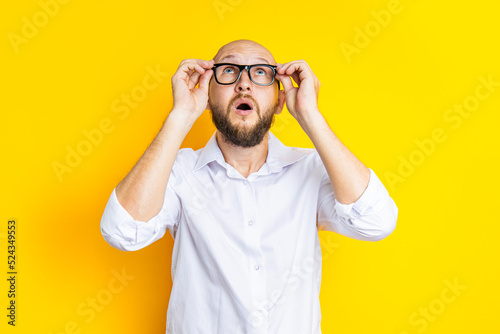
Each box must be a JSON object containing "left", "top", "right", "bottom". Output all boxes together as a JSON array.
[{"left": 275, "top": 60, "right": 321, "bottom": 124}]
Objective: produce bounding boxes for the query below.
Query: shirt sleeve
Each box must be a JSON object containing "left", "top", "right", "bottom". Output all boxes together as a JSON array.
[
  {"left": 100, "top": 167, "right": 181, "bottom": 252},
  {"left": 316, "top": 168, "right": 398, "bottom": 241}
]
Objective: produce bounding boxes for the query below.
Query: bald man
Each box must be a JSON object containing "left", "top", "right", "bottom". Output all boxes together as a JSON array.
[{"left": 100, "top": 39, "right": 399, "bottom": 333}]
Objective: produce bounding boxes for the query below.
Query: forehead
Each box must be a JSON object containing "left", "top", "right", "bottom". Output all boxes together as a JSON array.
[
  {"left": 219, "top": 54, "right": 271, "bottom": 64},
  {"left": 215, "top": 44, "right": 275, "bottom": 64}
]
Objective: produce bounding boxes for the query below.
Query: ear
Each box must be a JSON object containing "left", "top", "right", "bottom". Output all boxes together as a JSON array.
[
  {"left": 206, "top": 80, "right": 212, "bottom": 110},
  {"left": 275, "top": 89, "right": 286, "bottom": 115},
  {"left": 205, "top": 84, "right": 211, "bottom": 110}
]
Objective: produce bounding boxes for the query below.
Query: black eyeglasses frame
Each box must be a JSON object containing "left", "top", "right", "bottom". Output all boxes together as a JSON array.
[{"left": 211, "top": 63, "right": 281, "bottom": 89}]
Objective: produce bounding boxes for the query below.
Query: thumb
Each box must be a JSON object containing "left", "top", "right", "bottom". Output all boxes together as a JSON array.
[
  {"left": 276, "top": 74, "right": 294, "bottom": 93},
  {"left": 198, "top": 69, "right": 213, "bottom": 92}
]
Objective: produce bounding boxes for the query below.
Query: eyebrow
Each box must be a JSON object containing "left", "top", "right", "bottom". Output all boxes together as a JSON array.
[{"left": 219, "top": 55, "right": 271, "bottom": 64}]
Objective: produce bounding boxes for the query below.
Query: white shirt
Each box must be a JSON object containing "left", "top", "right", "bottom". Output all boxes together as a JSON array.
[{"left": 100, "top": 130, "right": 398, "bottom": 334}]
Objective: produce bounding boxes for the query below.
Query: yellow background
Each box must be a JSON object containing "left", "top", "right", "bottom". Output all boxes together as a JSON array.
[{"left": 1, "top": 0, "right": 499, "bottom": 333}]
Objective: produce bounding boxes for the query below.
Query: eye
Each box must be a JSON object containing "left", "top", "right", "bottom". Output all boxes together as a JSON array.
[
  {"left": 222, "top": 67, "right": 234, "bottom": 74},
  {"left": 254, "top": 68, "right": 266, "bottom": 75}
]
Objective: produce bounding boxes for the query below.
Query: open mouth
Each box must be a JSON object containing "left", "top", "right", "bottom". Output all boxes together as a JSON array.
[
  {"left": 236, "top": 103, "right": 252, "bottom": 110},
  {"left": 234, "top": 99, "right": 254, "bottom": 115}
]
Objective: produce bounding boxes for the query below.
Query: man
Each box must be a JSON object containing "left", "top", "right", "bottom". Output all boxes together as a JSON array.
[{"left": 100, "top": 39, "right": 398, "bottom": 333}]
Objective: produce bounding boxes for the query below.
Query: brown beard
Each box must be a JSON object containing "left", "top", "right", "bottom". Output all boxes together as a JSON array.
[{"left": 209, "top": 95, "right": 278, "bottom": 148}]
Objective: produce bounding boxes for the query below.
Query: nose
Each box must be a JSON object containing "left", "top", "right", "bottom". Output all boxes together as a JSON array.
[{"left": 235, "top": 68, "right": 253, "bottom": 92}]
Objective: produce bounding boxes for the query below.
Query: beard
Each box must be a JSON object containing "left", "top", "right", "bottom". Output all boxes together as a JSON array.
[{"left": 209, "top": 94, "right": 279, "bottom": 148}]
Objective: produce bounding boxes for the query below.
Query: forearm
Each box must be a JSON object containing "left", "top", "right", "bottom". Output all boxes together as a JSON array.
[
  {"left": 115, "top": 108, "right": 193, "bottom": 222},
  {"left": 301, "top": 111, "right": 370, "bottom": 204}
]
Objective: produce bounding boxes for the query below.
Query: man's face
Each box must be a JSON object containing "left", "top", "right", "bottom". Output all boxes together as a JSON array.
[{"left": 207, "top": 45, "right": 284, "bottom": 148}]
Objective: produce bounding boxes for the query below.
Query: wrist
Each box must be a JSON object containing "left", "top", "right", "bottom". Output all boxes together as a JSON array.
[
  {"left": 164, "top": 108, "right": 195, "bottom": 137},
  {"left": 299, "top": 109, "right": 326, "bottom": 135},
  {"left": 168, "top": 106, "right": 196, "bottom": 124}
]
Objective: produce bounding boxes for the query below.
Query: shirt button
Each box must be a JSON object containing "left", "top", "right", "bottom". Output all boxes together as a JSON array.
[
  {"left": 258, "top": 309, "right": 265, "bottom": 315},
  {"left": 248, "top": 220, "right": 254, "bottom": 226},
  {"left": 254, "top": 264, "right": 260, "bottom": 270}
]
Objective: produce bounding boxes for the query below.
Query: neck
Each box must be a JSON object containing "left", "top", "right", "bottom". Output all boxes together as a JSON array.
[{"left": 216, "top": 131, "right": 269, "bottom": 178}]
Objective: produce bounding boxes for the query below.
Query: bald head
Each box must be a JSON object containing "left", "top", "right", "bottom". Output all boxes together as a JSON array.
[{"left": 212, "top": 39, "right": 276, "bottom": 65}]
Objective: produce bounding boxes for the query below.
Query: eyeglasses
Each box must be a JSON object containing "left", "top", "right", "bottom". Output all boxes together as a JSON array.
[{"left": 211, "top": 63, "right": 281, "bottom": 89}]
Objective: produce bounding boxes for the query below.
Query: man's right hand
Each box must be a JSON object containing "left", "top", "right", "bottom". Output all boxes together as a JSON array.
[
  {"left": 113, "top": 59, "right": 214, "bottom": 225},
  {"left": 170, "top": 58, "right": 214, "bottom": 125}
]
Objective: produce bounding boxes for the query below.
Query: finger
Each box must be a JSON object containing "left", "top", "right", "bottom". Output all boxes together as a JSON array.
[
  {"left": 192, "top": 59, "right": 215, "bottom": 74},
  {"left": 279, "top": 63, "right": 301, "bottom": 85},
  {"left": 277, "top": 61, "right": 300, "bottom": 74},
  {"left": 198, "top": 59, "right": 215, "bottom": 69},
  {"left": 284, "top": 63, "right": 302, "bottom": 76},
  {"left": 276, "top": 62, "right": 288, "bottom": 74},
  {"left": 291, "top": 71, "right": 301, "bottom": 85},
  {"left": 198, "top": 69, "right": 213, "bottom": 92},
  {"left": 188, "top": 71, "right": 201, "bottom": 90},
  {"left": 185, "top": 63, "right": 206, "bottom": 75},
  {"left": 173, "top": 64, "right": 203, "bottom": 84},
  {"left": 180, "top": 58, "right": 214, "bottom": 69},
  {"left": 288, "top": 63, "right": 315, "bottom": 86},
  {"left": 276, "top": 74, "right": 295, "bottom": 92},
  {"left": 279, "top": 60, "right": 311, "bottom": 76}
]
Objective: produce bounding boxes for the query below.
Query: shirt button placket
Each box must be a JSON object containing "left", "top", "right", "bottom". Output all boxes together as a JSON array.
[{"left": 243, "top": 180, "right": 268, "bottom": 333}]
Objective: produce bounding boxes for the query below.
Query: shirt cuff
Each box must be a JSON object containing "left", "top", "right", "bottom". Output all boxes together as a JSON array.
[
  {"left": 100, "top": 188, "right": 165, "bottom": 250},
  {"left": 333, "top": 168, "right": 389, "bottom": 218}
]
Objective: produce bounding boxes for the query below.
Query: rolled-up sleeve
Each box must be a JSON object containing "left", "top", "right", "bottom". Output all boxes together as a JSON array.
[
  {"left": 317, "top": 168, "right": 398, "bottom": 241},
  {"left": 100, "top": 171, "right": 181, "bottom": 252}
]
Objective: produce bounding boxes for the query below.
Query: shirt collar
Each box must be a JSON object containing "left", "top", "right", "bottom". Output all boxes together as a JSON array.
[{"left": 193, "top": 130, "right": 313, "bottom": 174}]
